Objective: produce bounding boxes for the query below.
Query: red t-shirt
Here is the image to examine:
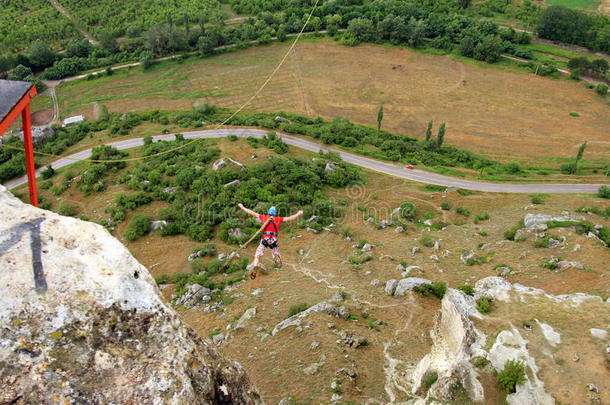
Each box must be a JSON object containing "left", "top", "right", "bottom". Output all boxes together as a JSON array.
[{"left": 259, "top": 214, "right": 284, "bottom": 239}]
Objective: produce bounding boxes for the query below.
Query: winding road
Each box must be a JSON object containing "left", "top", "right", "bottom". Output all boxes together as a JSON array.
[{"left": 4, "top": 129, "right": 606, "bottom": 194}]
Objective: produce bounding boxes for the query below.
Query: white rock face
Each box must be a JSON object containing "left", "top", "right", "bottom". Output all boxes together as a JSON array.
[
  {"left": 489, "top": 328, "right": 555, "bottom": 405},
  {"left": 523, "top": 213, "right": 584, "bottom": 229},
  {"left": 0, "top": 186, "right": 261, "bottom": 404},
  {"left": 590, "top": 328, "right": 608, "bottom": 340},
  {"left": 411, "top": 289, "right": 486, "bottom": 402},
  {"left": 535, "top": 320, "right": 561, "bottom": 347}
]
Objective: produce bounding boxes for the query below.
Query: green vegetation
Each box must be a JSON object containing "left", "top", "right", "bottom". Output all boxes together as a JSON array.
[
  {"left": 124, "top": 214, "right": 151, "bottom": 242},
  {"left": 58, "top": 203, "right": 78, "bottom": 217},
  {"left": 421, "top": 371, "right": 438, "bottom": 392},
  {"left": 537, "top": 6, "right": 609, "bottom": 53},
  {"left": 399, "top": 201, "right": 418, "bottom": 220},
  {"left": 440, "top": 201, "right": 450, "bottom": 210},
  {"left": 413, "top": 281, "right": 447, "bottom": 300},
  {"left": 496, "top": 360, "right": 527, "bottom": 394},
  {"left": 504, "top": 220, "right": 525, "bottom": 241},
  {"left": 41, "top": 165, "right": 56, "bottom": 180},
  {"left": 474, "top": 212, "right": 490, "bottom": 224},
  {"left": 477, "top": 296, "right": 493, "bottom": 313},
  {"left": 599, "top": 186, "right": 610, "bottom": 199},
  {"left": 419, "top": 234, "right": 435, "bottom": 248},
  {"left": 577, "top": 205, "right": 610, "bottom": 218},
  {"left": 457, "top": 285, "right": 475, "bottom": 296},
  {"left": 349, "top": 254, "right": 373, "bottom": 265},
  {"left": 288, "top": 302, "right": 309, "bottom": 317},
  {"left": 456, "top": 207, "right": 470, "bottom": 217}
]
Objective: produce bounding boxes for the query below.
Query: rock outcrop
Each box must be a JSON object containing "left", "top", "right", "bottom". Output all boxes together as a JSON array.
[
  {"left": 1, "top": 126, "right": 57, "bottom": 146},
  {"left": 0, "top": 186, "right": 261, "bottom": 404},
  {"left": 411, "top": 289, "right": 486, "bottom": 403}
]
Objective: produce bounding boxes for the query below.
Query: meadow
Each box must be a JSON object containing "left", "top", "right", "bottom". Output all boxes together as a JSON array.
[{"left": 55, "top": 39, "right": 610, "bottom": 167}]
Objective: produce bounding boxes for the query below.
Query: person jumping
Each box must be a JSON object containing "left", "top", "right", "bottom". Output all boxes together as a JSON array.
[{"left": 237, "top": 203, "right": 303, "bottom": 279}]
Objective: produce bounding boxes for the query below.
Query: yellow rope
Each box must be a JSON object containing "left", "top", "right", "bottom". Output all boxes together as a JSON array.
[{"left": 0, "top": 0, "right": 320, "bottom": 164}]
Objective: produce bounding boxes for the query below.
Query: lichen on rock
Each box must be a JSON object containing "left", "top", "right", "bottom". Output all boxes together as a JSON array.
[{"left": 0, "top": 185, "right": 261, "bottom": 404}]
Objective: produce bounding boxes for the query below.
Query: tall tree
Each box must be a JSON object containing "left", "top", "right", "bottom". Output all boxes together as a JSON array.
[
  {"left": 437, "top": 122, "right": 446, "bottom": 149},
  {"left": 377, "top": 104, "right": 384, "bottom": 130},
  {"left": 28, "top": 40, "right": 55, "bottom": 69},
  {"left": 573, "top": 141, "right": 587, "bottom": 173},
  {"left": 425, "top": 120, "right": 433, "bottom": 142},
  {"left": 184, "top": 15, "right": 190, "bottom": 35}
]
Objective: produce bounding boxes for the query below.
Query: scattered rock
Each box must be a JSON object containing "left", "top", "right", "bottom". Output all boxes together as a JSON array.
[
  {"left": 514, "top": 229, "right": 528, "bottom": 241},
  {"left": 385, "top": 279, "right": 398, "bottom": 295},
  {"left": 588, "top": 384, "right": 599, "bottom": 394},
  {"left": 572, "top": 353, "right": 579, "bottom": 362},
  {"left": 228, "top": 228, "right": 246, "bottom": 239},
  {"left": 278, "top": 397, "right": 292, "bottom": 405},
  {"left": 304, "top": 363, "right": 322, "bottom": 375},
  {"left": 223, "top": 179, "right": 241, "bottom": 188},
  {"left": 336, "top": 368, "right": 358, "bottom": 379},
  {"left": 212, "top": 333, "right": 225, "bottom": 346},
  {"left": 496, "top": 266, "right": 512, "bottom": 277},
  {"left": 298, "top": 249, "right": 304, "bottom": 255},
  {"left": 162, "top": 186, "right": 176, "bottom": 194},
  {"left": 275, "top": 116, "right": 288, "bottom": 123},
  {"left": 394, "top": 278, "right": 432, "bottom": 296},
  {"left": 361, "top": 243, "right": 373, "bottom": 252},
  {"left": 429, "top": 255, "right": 440, "bottom": 262},
  {"left": 149, "top": 220, "right": 167, "bottom": 232},
  {"left": 395, "top": 226, "right": 405, "bottom": 233},
  {"left": 557, "top": 261, "right": 583, "bottom": 271},
  {"left": 590, "top": 328, "right": 608, "bottom": 340},
  {"left": 178, "top": 284, "right": 212, "bottom": 308},
  {"left": 310, "top": 341, "right": 320, "bottom": 351},
  {"left": 338, "top": 306, "right": 351, "bottom": 319},
  {"left": 235, "top": 307, "right": 257, "bottom": 330},
  {"left": 341, "top": 331, "right": 368, "bottom": 348},
  {"left": 404, "top": 265, "right": 424, "bottom": 275},
  {"left": 460, "top": 250, "right": 477, "bottom": 264},
  {"left": 548, "top": 238, "right": 561, "bottom": 248},
  {"left": 212, "top": 157, "right": 244, "bottom": 171},
  {"left": 325, "top": 162, "right": 336, "bottom": 173},
  {"left": 433, "top": 240, "right": 440, "bottom": 251},
  {"left": 370, "top": 279, "right": 380, "bottom": 287},
  {"left": 412, "top": 246, "right": 421, "bottom": 255},
  {"left": 331, "top": 393, "right": 341, "bottom": 402},
  {"left": 328, "top": 323, "right": 336, "bottom": 329},
  {"left": 251, "top": 288, "right": 264, "bottom": 296}
]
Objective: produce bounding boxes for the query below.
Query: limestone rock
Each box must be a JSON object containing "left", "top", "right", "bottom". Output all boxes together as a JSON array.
[
  {"left": 524, "top": 213, "right": 584, "bottom": 229},
  {"left": 0, "top": 185, "right": 261, "bottom": 404},
  {"left": 394, "top": 277, "right": 432, "bottom": 296},
  {"left": 474, "top": 277, "right": 513, "bottom": 302},
  {"left": 460, "top": 250, "right": 477, "bottom": 265},
  {"left": 412, "top": 246, "right": 421, "bottom": 255},
  {"left": 178, "top": 284, "right": 212, "bottom": 308},
  {"left": 370, "top": 279, "right": 380, "bottom": 287},
  {"left": 385, "top": 279, "right": 398, "bottom": 295},
  {"left": 150, "top": 219, "right": 167, "bottom": 231},
  {"left": 224, "top": 179, "right": 241, "bottom": 188},
  {"left": 3, "top": 126, "right": 57, "bottom": 146},
  {"left": 341, "top": 331, "right": 368, "bottom": 348},
  {"left": 557, "top": 261, "right": 583, "bottom": 271},
  {"left": 325, "top": 162, "right": 336, "bottom": 173},
  {"left": 361, "top": 243, "right": 373, "bottom": 252},
  {"left": 535, "top": 320, "right": 561, "bottom": 347},
  {"left": 590, "top": 328, "right": 608, "bottom": 340},
  {"left": 411, "top": 289, "right": 486, "bottom": 402},
  {"left": 235, "top": 307, "right": 257, "bottom": 330}
]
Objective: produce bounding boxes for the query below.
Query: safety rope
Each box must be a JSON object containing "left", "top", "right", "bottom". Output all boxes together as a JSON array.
[{"left": 0, "top": 0, "right": 320, "bottom": 164}]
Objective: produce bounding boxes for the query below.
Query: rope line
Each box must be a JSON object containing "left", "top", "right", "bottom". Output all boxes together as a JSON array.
[{"left": 0, "top": 0, "right": 320, "bottom": 164}]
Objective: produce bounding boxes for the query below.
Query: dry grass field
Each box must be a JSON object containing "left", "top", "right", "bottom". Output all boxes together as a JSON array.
[
  {"left": 21, "top": 137, "right": 610, "bottom": 404},
  {"left": 54, "top": 39, "right": 610, "bottom": 167}
]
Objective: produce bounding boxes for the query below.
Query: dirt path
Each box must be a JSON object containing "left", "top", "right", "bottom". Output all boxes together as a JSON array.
[
  {"left": 49, "top": 0, "right": 98, "bottom": 45},
  {"left": 4, "top": 128, "right": 606, "bottom": 193}
]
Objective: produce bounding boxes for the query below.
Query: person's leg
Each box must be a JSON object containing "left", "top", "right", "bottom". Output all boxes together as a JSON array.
[
  {"left": 271, "top": 242, "right": 282, "bottom": 267},
  {"left": 253, "top": 240, "right": 266, "bottom": 268}
]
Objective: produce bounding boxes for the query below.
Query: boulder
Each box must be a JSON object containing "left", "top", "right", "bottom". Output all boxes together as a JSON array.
[
  {"left": 224, "top": 179, "right": 241, "bottom": 188},
  {"left": 162, "top": 186, "right": 176, "bottom": 194},
  {"left": 2, "top": 126, "right": 57, "bottom": 146},
  {"left": 0, "top": 185, "right": 261, "bottom": 404},
  {"left": 341, "top": 331, "right": 368, "bottom": 348},
  {"left": 150, "top": 220, "right": 167, "bottom": 231},
  {"left": 523, "top": 213, "right": 584, "bottom": 229},
  {"left": 394, "top": 278, "right": 432, "bottom": 296},
  {"left": 178, "top": 284, "right": 212, "bottom": 308},
  {"left": 590, "top": 328, "right": 608, "bottom": 340},
  {"left": 385, "top": 279, "right": 398, "bottom": 295},
  {"left": 274, "top": 116, "right": 289, "bottom": 123},
  {"left": 325, "top": 162, "right": 336, "bottom": 173},
  {"left": 460, "top": 250, "right": 477, "bottom": 265},
  {"left": 361, "top": 243, "right": 373, "bottom": 252},
  {"left": 235, "top": 307, "right": 257, "bottom": 330},
  {"left": 474, "top": 277, "right": 513, "bottom": 302}
]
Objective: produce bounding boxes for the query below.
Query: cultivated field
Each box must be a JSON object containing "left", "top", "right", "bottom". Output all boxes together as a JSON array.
[
  {"left": 19, "top": 137, "right": 610, "bottom": 404},
  {"left": 55, "top": 39, "right": 610, "bottom": 167}
]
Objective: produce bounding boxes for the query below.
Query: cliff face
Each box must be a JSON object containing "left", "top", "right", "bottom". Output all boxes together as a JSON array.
[{"left": 0, "top": 186, "right": 262, "bottom": 404}]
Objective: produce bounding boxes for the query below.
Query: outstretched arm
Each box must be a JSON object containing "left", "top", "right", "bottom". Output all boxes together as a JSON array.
[
  {"left": 283, "top": 210, "right": 304, "bottom": 222},
  {"left": 238, "top": 203, "right": 259, "bottom": 218}
]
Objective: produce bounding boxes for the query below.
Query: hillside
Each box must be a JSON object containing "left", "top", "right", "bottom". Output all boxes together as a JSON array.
[{"left": 9, "top": 133, "right": 609, "bottom": 404}]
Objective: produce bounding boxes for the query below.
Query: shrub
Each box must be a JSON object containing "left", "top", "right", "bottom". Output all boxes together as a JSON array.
[
  {"left": 41, "top": 165, "right": 55, "bottom": 179},
  {"left": 154, "top": 274, "right": 169, "bottom": 284},
  {"left": 288, "top": 302, "right": 309, "bottom": 317},
  {"left": 58, "top": 203, "right": 77, "bottom": 216},
  {"left": 125, "top": 214, "right": 151, "bottom": 241},
  {"left": 531, "top": 196, "right": 544, "bottom": 204},
  {"left": 191, "top": 258, "right": 205, "bottom": 273},
  {"left": 474, "top": 212, "right": 490, "bottom": 224},
  {"left": 419, "top": 234, "right": 434, "bottom": 247},
  {"left": 497, "top": 360, "right": 526, "bottom": 393},
  {"left": 456, "top": 207, "right": 470, "bottom": 217},
  {"left": 413, "top": 282, "right": 446, "bottom": 300},
  {"left": 440, "top": 201, "right": 450, "bottom": 210},
  {"left": 194, "top": 244, "right": 218, "bottom": 257},
  {"left": 596, "top": 83, "right": 608, "bottom": 96},
  {"left": 504, "top": 220, "right": 525, "bottom": 241},
  {"left": 569, "top": 111, "right": 580, "bottom": 117},
  {"left": 457, "top": 284, "right": 475, "bottom": 296},
  {"left": 349, "top": 254, "right": 373, "bottom": 265},
  {"left": 421, "top": 371, "right": 438, "bottom": 392},
  {"left": 342, "top": 226, "right": 354, "bottom": 238},
  {"left": 399, "top": 201, "right": 417, "bottom": 220},
  {"left": 599, "top": 185, "right": 610, "bottom": 199},
  {"left": 477, "top": 296, "right": 492, "bottom": 313},
  {"left": 227, "top": 134, "right": 238, "bottom": 141}
]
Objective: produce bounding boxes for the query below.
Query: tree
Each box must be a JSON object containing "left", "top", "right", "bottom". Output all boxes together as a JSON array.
[
  {"left": 184, "top": 14, "right": 190, "bottom": 35},
  {"left": 377, "top": 104, "right": 384, "bottom": 130},
  {"left": 66, "top": 39, "right": 92, "bottom": 58},
  {"left": 474, "top": 35, "right": 503, "bottom": 63},
  {"left": 140, "top": 51, "right": 154, "bottom": 70},
  {"left": 408, "top": 18, "right": 427, "bottom": 48},
  {"left": 596, "top": 83, "right": 609, "bottom": 96},
  {"left": 347, "top": 18, "right": 375, "bottom": 44},
  {"left": 8, "top": 65, "right": 33, "bottom": 81},
  {"left": 458, "top": 0, "right": 471, "bottom": 9},
  {"left": 459, "top": 36, "right": 476, "bottom": 57},
  {"left": 198, "top": 36, "right": 215, "bottom": 56},
  {"left": 309, "top": 16, "right": 322, "bottom": 33},
  {"left": 28, "top": 40, "right": 55, "bottom": 69},
  {"left": 326, "top": 14, "right": 342, "bottom": 36},
  {"left": 425, "top": 120, "right": 433, "bottom": 142},
  {"left": 99, "top": 31, "right": 118, "bottom": 52},
  {"left": 437, "top": 123, "right": 446, "bottom": 149},
  {"left": 277, "top": 25, "right": 287, "bottom": 42}
]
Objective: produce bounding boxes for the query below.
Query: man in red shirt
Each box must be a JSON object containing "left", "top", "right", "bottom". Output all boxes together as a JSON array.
[{"left": 238, "top": 203, "right": 303, "bottom": 278}]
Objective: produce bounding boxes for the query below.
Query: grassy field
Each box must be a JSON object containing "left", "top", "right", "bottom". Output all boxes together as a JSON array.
[
  {"left": 55, "top": 39, "right": 610, "bottom": 167},
  {"left": 545, "top": 0, "right": 597, "bottom": 10},
  {"left": 15, "top": 136, "right": 610, "bottom": 404}
]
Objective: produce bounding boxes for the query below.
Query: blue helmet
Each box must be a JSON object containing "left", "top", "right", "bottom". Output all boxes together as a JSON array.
[{"left": 268, "top": 206, "right": 277, "bottom": 216}]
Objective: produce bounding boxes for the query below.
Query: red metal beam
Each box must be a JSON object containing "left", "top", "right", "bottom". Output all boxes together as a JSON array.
[
  {"left": 0, "top": 85, "right": 36, "bottom": 135},
  {"left": 22, "top": 104, "right": 38, "bottom": 207}
]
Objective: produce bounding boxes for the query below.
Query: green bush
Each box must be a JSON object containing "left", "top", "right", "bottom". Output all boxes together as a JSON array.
[
  {"left": 456, "top": 207, "right": 470, "bottom": 217},
  {"left": 440, "top": 201, "right": 450, "bottom": 210},
  {"left": 342, "top": 226, "right": 354, "bottom": 238},
  {"left": 457, "top": 284, "right": 475, "bottom": 296},
  {"left": 497, "top": 360, "right": 526, "bottom": 393},
  {"left": 194, "top": 244, "right": 217, "bottom": 257},
  {"left": 399, "top": 201, "right": 417, "bottom": 220},
  {"left": 154, "top": 274, "right": 169, "bottom": 284},
  {"left": 349, "top": 254, "right": 373, "bottom": 265},
  {"left": 595, "top": 83, "right": 608, "bottom": 96},
  {"left": 58, "top": 203, "right": 77, "bottom": 217},
  {"left": 419, "top": 234, "right": 434, "bottom": 247},
  {"left": 477, "top": 296, "right": 492, "bottom": 313},
  {"left": 474, "top": 212, "right": 490, "bottom": 224},
  {"left": 227, "top": 134, "right": 238, "bottom": 141},
  {"left": 531, "top": 196, "right": 544, "bottom": 204},
  {"left": 413, "top": 282, "right": 446, "bottom": 300},
  {"left": 504, "top": 220, "right": 525, "bottom": 241},
  {"left": 599, "top": 185, "right": 610, "bottom": 199},
  {"left": 124, "top": 214, "right": 151, "bottom": 241},
  {"left": 191, "top": 258, "right": 205, "bottom": 273},
  {"left": 288, "top": 302, "right": 309, "bottom": 317},
  {"left": 421, "top": 371, "right": 438, "bottom": 392},
  {"left": 41, "top": 165, "right": 55, "bottom": 179}
]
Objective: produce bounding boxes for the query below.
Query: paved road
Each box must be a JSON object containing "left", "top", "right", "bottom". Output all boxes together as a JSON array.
[{"left": 4, "top": 129, "right": 606, "bottom": 194}]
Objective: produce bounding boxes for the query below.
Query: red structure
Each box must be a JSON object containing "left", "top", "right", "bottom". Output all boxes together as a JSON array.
[{"left": 0, "top": 80, "right": 38, "bottom": 207}]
